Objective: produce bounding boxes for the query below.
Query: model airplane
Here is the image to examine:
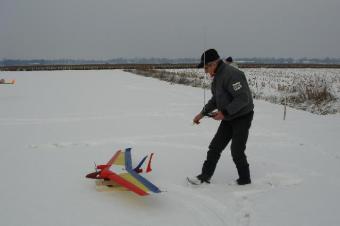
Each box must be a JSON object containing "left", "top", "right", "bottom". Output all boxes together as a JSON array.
[{"left": 86, "top": 148, "right": 161, "bottom": 196}]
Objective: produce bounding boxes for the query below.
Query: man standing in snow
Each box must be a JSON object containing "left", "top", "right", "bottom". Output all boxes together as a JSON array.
[{"left": 189, "top": 49, "right": 254, "bottom": 185}]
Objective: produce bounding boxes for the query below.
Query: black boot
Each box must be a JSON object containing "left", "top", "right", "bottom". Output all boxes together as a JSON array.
[
  {"left": 197, "top": 174, "right": 211, "bottom": 184},
  {"left": 236, "top": 166, "right": 251, "bottom": 185}
]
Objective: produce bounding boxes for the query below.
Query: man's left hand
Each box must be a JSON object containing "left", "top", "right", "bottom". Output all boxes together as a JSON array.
[{"left": 212, "top": 111, "right": 224, "bottom": 121}]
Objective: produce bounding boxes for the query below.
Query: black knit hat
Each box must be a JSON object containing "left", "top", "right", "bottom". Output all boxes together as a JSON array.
[{"left": 197, "top": 49, "right": 220, "bottom": 68}]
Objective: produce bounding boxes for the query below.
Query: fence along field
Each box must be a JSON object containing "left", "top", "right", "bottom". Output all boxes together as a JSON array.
[{"left": 125, "top": 68, "right": 340, "bottom": 115}]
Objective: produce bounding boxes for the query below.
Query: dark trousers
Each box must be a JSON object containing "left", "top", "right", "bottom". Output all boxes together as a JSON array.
[{"left": 201, "top": 111, "right": 254, "bottom": 179}]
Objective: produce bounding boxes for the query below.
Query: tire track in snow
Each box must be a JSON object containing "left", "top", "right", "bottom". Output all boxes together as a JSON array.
[{"left": 28, "top": 132, "right": 205, "bottom": 150}]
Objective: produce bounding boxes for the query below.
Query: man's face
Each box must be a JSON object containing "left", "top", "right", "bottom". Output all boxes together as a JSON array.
[{"left": 204, "top": 61, "right": 217, "bottom": 76}]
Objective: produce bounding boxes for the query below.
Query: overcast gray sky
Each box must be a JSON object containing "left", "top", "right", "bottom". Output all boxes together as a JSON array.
[{"left": 1, "top": 0, "right": 340, "bottom": 59}]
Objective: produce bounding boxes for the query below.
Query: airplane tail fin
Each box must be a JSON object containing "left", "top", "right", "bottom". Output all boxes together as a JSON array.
[
  {"left": 133, "top": 153, "right": 154, "bottom": 173},
  {"left": 134, "top": 155, "right": 147, "bottom": 173},
  {"left": 146, "top": 153, "right": 154, "bottom": 173}
]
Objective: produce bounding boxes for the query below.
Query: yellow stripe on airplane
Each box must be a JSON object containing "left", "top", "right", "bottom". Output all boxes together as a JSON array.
[
  {"left": 119, "top": 173, "right": 149, "bottom": 193},
  {"left": 114, "top": 152, "right": 125, "bottom": 165}
]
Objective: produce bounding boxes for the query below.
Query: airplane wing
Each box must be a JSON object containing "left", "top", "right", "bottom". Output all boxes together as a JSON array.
[
  {"left": 103, "top": 148, "right": 161, "bottom": 196},
  {"left": 105, "top": 149, "right": 125, "bottom": 167}
]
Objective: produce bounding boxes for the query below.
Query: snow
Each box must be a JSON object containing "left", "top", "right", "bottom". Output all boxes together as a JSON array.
[
  {"left": 163, "top": 68, "right": 340, "bottom": 114},
  {"left": 1, "top": 70, "right": 340, "bottom": 226}
]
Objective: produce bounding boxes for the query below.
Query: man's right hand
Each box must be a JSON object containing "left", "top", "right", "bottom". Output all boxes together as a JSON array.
[{"left": 193, "top": 113, "right": 204, "bottom": 125}]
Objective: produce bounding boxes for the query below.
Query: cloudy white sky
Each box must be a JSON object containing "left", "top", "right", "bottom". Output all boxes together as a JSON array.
[{"left": 1, "top": 0, "right": 339, "bottom": 59}]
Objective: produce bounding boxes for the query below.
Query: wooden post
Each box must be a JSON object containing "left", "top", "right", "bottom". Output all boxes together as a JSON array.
[{"left": 283, "top": 96, "right": 287, "bottom": 120}]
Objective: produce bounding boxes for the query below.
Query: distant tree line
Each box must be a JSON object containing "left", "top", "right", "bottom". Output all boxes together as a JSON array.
[
  {"left": 0, "top": 58, "right": 198, "bottom": 66},
  {"left": 1, "top": 57, "right": 340, "bottom": 66},
  {"left": 236, "top": 57, "right": 340, "bottom": 64}
]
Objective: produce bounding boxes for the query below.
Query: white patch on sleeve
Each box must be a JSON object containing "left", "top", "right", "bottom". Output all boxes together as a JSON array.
[{"left": 232, "top": 82, "right": 242, "bottom": 91}]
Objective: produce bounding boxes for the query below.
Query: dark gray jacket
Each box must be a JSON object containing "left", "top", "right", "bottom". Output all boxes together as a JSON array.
[{"left": 201, "top": 61, "right": 254, "bottom": 121}]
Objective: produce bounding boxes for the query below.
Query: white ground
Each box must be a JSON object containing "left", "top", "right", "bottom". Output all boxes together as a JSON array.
[{"left": 1, "top": 70, "right": 340, "bottom": 226}]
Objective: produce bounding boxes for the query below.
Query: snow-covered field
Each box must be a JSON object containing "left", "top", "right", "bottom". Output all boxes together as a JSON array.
[
  {"left": 162, "top": 68, "right": 340, "bottom": 115},
  {"left": 1, "top": 70, "right": 340, "bottom": 226}
]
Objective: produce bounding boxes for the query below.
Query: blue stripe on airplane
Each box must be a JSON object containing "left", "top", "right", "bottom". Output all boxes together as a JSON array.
[{"left": 125, "top": 148, "right": 161, "bottom": 193}]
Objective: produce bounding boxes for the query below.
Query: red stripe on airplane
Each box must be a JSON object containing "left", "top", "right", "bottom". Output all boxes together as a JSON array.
[{"left": 105, "top": 171, "right": 149, "bottom": 196}]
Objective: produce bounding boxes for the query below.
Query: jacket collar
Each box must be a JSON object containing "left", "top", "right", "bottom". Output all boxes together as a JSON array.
[{"left": 213, "top": 60, "right": 225, "bottom": 76}]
